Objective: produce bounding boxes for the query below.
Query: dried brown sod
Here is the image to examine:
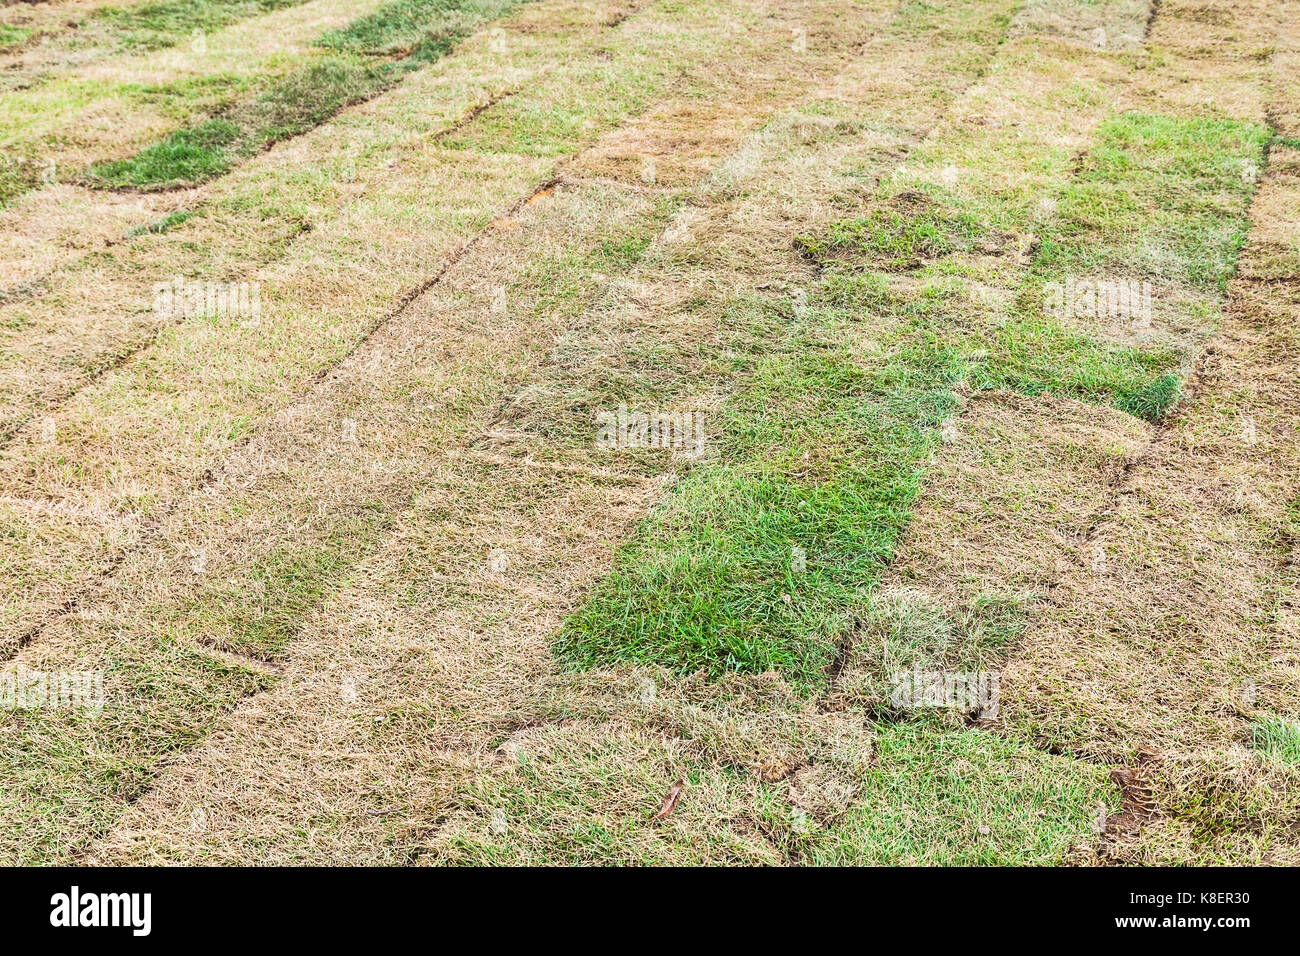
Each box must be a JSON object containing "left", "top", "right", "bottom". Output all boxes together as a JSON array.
[
  {"left": 1101, "top": 748, "right": 1300, "bottom": 864},
  {"left": 0, "top": 1, "right": 141, "bottom": 57},
  {"left": 30, "top": 0, "right": 1164, "bottom": 868},
  {"left": 0, "top": 0, "right": 392, "bottom": 152},
  {"left": 1009, "top": 0, "right": 1151, "bottom": 51},
  {"left": 825, "top": 390, "right": 1154, "bottom": 719},
  {"left": 7, "top": 170, "right": 665, "bottom": 862},
  {"left": 3, "top": 0, "right": 1295, "bottom": 867},
  {"left": 0, "top": 1, "right": 327, "bottom": 88},
  {"left": 997, "top": 276, "right": 1300, "bottom": 755},
  {"left": 823, "top": 0, "right": 1275, "bottom": 709},
  {"left": 0, "top": 184, "right": 200, "bottom": 292}
]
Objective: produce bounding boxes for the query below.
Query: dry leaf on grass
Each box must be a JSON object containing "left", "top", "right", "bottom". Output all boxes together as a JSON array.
[{"left": 653, "top": 778, "right": 685, "bottom": 821}]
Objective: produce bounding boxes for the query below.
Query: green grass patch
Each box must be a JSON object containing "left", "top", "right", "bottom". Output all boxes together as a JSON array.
[
  {"left": 969, "top": 314, "right": 1184, "bottom": 419},
  {"left": 795, "top": 193, "right": 993, "bottom": 271},
  {"left": 559, "top": 316, "right": 953, "bottom": 687},
  {"left": 91, "top": 117, "right": 242, "bottom": 187},
  {"left": 1035, "top": 112, "right": 1270, "bottom": 288},
  {"left": 315, "top": 0, "right": 495, "bottom": 55},
  {"left": 1251, "top": 719, "right": 1300, "bottom": 765},
  {"left": 85, "top": 0, "right": 523, "bottom": 188},
  {"left": 0, "top": 23, "right": 31, "bottom": 53},
  {"left": 1114, "top": 372, "right": 1180, "bottom": 422},
  {"left": 124, "top": 209, "right": 195, "bottom": 239},
  {"left": 794, "top": 724, "right": 1114, "bottom": 865}
]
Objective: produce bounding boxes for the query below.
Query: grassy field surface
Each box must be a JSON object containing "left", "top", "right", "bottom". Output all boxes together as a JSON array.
[{"left": 0, "top": 0, "right": 1297, "bottom": 866}]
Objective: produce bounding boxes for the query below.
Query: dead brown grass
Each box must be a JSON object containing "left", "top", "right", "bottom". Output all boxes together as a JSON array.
[
  {"left": 1009, "top": 0, "right": 1151, "bottom": 51},
  {"left": 828, "top": 391, "right": 1153, "bottom": 718},
  {"left": 0, "top": 0, "right": 694, "bottom": 648},
  {"left": 0, "top": 0, "right": 589, "bottom": 401},
  {"left": 1126, "top": 0, "right": 1280, "bottom": 120},
  {"left": 0, "top": 0, "right": 896, "bottom": 661}
]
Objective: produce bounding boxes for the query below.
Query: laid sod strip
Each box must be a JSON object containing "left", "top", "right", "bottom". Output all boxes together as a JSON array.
[
  {"left": 436, "top": 737, "right": 782, "bottom": 865},
  {"left": 997, "top": 196, "right": 1300, "bottom": 764},
  {"left": 84, "top": 0, "right": 526, "bottom": 189},
  {"left": 86, "top": 0, "right": 312, "bottom": 53},
  {"left": 0, "top": 2, "right": 160, "bottom": 62},
  {"left": 788, "top": 723, "right": 1114, "bottom": 865},
  {"left": 559, "top": 345, "right": 953, "bottom": 688},
  {"left": 1009, "top": 0, "right": 1150, "bottom": 50},
  {"left": 0, "top": 621, "right": 276, "bottom": 866},
  {"left": 0, "top": 1, "right": 317, "bottom": 140},
  {"left": 314, "top": 0, "right": 495, "bottom": 55},
  {"left": 1033, "top": 114, "right": 1266, "bottom": 288},
  {"left": 822, "top": 391, "right": 1153, "bottom": 719},
  {"left": 6, "top": 0, "right": 312, "bottom": 63},
  {"left": 0, "top": 0, "right": 548, "bottom": 308},
  {"left": 423, "top": 671, "right": 874, "bottom": 865},
  {"left": 0, "top": 37, "right": 857, "bottom": 855},
  {"left": 0, "top": 178, "right": 665, "bottom": 864},
  {"left": 557, "top": 51, "right": 1268, "bottom": 686}
]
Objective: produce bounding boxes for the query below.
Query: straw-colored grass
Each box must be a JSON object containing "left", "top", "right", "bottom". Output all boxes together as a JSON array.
[{"left": 2, "top": 0, "right": 1297, "bottom": 867}]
